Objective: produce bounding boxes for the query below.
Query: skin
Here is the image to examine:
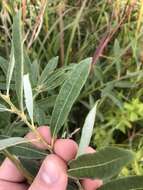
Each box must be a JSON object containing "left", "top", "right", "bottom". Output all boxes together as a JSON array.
[{"left": 0, "top": 126, "right": 103, "bottom": 190}]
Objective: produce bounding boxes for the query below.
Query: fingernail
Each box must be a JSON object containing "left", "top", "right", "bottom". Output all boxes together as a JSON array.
[{"left": 41, "top": 161, "right": 60, "bottom": 185}]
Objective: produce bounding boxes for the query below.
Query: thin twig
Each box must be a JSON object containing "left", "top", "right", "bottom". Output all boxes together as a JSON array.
[
  {"left": 92, "top": 1, "right": 137, "bottom": 66},
  {"left": 0, "top": 93, "right": 53, "bottom": 153},
  {"left": 22, "top": 0, "right": 27, "bottom": 21},
  {"left": 28, "top": 0, "right": 47, "bottom": 48}
]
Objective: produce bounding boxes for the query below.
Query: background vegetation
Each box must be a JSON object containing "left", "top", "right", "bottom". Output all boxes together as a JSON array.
[{"left": 0, "top": 0, "right": 143, "bottom": 177}]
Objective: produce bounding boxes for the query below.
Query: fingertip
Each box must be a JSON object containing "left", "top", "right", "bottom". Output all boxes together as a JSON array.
[
  {"left": 85, "top": 147, "right": 96, "bottom": 154},
  {"left": 81, "top": 179, "right": 103, "bottom": 190},
  {"left": 54, "top": 139, "right": 78, "bottom": 162}
]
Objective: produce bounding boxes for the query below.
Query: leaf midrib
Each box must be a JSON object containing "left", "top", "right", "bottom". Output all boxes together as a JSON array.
[
  {"left": 52, "top": 64, "right": 88, "bottom": 137},
  {"left": 0, "top": 138, "right": 29, "bottom": 151},
  {"left": 14, "top": 145, "right": 47, "bottom": 156},
  {"left": 68, "top": 155, "right": 130, "bottom": 173}
]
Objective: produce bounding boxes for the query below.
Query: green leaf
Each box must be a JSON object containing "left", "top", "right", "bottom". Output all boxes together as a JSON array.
[
  {"left": 107, "top": 92, "right": 123, "bottom": 109},
  {"left": 38, "top": 56, "right": 59, "bottom": 85},
  {"left": 45, "top": 69, "right": 65, "bottom": 84},
  {"left": 94, "top": 66, "right": 103, "bottom": 84},
  {"left": 102, "top": 88, "right": 123, "bottom": 109},
  {"left": 98, "top": 176, "right": 143, "bottom": 190},
  {"left": 23, "top": 74, "right": 33, "bottom": 121},
  {"left": 114, "top": 39, "right": 121, "bottom": 78},
  {"left": 19, "top": 158, "right": 41, "bottom": 178},
  {"left": 41, "top": 64, "right": 75, "bottom": 91},
  {"left": 13, "top": 10, "right": 24, "bottom": 110},
  {"left": 36, "top": 95, "right": 57, "bottom": 110},
  {"left": 24, "top": 50, "right": 31, "bottom": 74},
  {"left": 0, "top": 137, "right": 29, "bottom": 151},
  {"left": 30, "top": 60, "right": 39, "bottom": 87},
  {"left": 7, "top": 143, "right": 47, "bottom": 159},
  {"left": 45, "top": 73, "right": 67, "bottom": 91},
  {"left": 114, "top": 81, "right": 136, "bottom": 88},
  {"left": 34, "top": 103, "right": 49, "bottom": 125},
  {"left": 6, "top": 46, "right": 15, "bottom": 95},
  {"left": 51, "top": 58, "right": 92, "bottom": 137},
  {"left": 39, "top": 70, "right": 68, "bottom": 93},
  {"left": 0, "top": 103, "right": 9, "bottom": 112},
  {"left": 77, "top": 101, "right": 99, "bottom": 157},
  {"left": 68, "top": 147, "right": 134, "bottom": 180},
  {"left": 38, "top": 66, "right": 73, "bottom": 93}
]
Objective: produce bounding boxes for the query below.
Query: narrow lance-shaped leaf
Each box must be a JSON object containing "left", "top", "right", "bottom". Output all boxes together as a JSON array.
[
  {"left": 13, "top": 10, "right": 24, "bottom": 110},
  {"left": 7, "top": 143, "right": 47, "bottom": 159},
  {"left": 68, "top": 147, "right": 134, "bottom": 180},
  {"left": 77, "top": 101, "right": 99, "bottom": 157},
  {"left": 39, "top": 65, "right": 74, "bottom": 93},
  {"left": 114, "top": 81, "right": 136, "bottom": 88},
  {"left": 44, "top": 64, "right": 75, "bottom": 87},
  {"left": 38, "top": 56, "right": 59, "bottom": 85},
  {"left": 24, "top": 50, "right": 31, "bottom": 74},
  {"left": 30, "top": 60, "right": 39, "bottom": 87},
  {"left": 0, "top": 137, "right": 29, "bottom": 151},
  {"left": 0, "top": 137, "right": 47, "bottom": 160},
  {"left": 6, "top": 45, "right": 15, "bottom": 95},
  {"left": 98, "top": 176, "right": 143, "bottom": 190},
  {"left": 51, "top": 58, "right": 92, "bottom": 137},
  {"left": 41, "top": 70, "right": 68, "bottom": 92},
  {"left": 114, "top": 39, "right": 121, "bottom": 78},
  {"left": 44, "top": 73, "right": 68, "bottom": 91},
  {"left": 23, "top": 74, "right": 33, "bottom": 121},
  {"left": 35, "top": 95, "right": 57, "bottom": 118}
]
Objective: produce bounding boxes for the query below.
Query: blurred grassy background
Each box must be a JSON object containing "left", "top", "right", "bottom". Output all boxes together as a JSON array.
[{"left": 0, "top": 0, "right": 143, "bottom": 175}]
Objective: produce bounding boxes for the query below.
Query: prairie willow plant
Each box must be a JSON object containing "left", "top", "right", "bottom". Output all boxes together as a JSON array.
[{"left": 0, "top": 8, "right": 143, "bottom": 190}]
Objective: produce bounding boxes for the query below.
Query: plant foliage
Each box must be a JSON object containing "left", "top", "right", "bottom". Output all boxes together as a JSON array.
[{"left": 0, "top": 1, "right": 143, "bottom": 189}]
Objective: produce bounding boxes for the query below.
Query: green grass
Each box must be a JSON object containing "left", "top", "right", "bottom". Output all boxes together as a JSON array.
[{"left": 0, "top": 0, "right": 143, "bottom": 176}]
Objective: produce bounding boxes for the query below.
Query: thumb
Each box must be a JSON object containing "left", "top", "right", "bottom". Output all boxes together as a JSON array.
[{"left": 29, "top": 154, "right": 67, "bottom": 190}]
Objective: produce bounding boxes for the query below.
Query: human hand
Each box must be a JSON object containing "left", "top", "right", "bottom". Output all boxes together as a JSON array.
[{"left": 0, "top": 126, "right": 102, "bottom": 190}]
